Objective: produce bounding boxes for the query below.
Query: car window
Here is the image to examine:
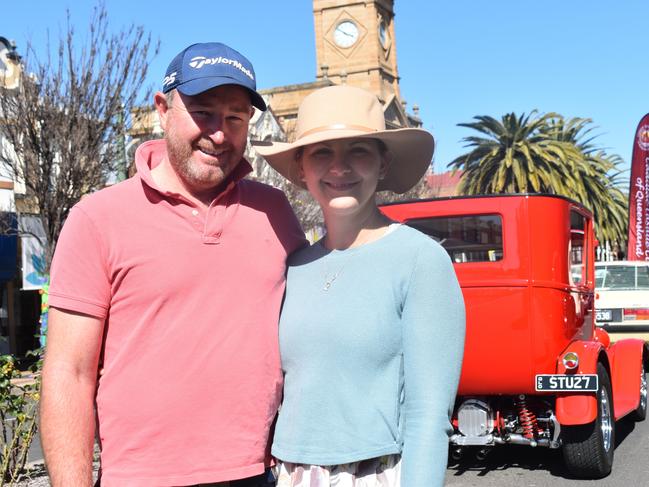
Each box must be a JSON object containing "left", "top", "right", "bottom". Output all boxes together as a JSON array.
[
  {"left": 637, "top": 266, "right": 649, "bottom": 289},
  {"left": 569, "top": 211, "right": 585, "bottom": 285},
  {"left": 608, "top": 267, "right": 635, "bottom": 288},
  {"left": 595, "top": 268, "right": 606, "bottom": 288},
  {"left": 406, "top": 214, "right": 503, "bottom": 263},
  {"left": 595, "top": 265, "right": 649, "bottom": 289}
]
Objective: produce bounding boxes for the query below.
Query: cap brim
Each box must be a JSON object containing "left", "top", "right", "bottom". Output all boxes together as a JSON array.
[
  {"left": 177, "top": 77, "right": 267, "bottom": 111},
  {"left": 253, "top": 128, "right": 434, "bottom": 193}
]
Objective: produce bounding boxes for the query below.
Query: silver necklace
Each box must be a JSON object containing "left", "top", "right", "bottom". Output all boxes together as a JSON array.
[
  {"left": 320, "top": 222, "right": 393, "bottom": 291},
  {"left": 323, "top": 265, "right": 343, "bottom": 291}
]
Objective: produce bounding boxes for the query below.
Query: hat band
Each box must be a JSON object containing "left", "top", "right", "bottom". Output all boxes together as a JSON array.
[{"left": 297, "top": 123, "right": 378, "bottom": 140}]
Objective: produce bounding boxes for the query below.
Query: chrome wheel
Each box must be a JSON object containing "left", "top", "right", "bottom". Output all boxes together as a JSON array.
[
  {"left": 640, "top": 364, "right": 647, "bottom": 413},
  {"left": 632, "top": 360, "right": 648, "bottom": 421},
  {"left": 600, "top": 386, "right": 613, "bottom": 452}
]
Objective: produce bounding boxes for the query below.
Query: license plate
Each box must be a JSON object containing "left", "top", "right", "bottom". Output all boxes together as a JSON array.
[
  {"left": 596, "top": 309, "right": 613, "bottom": 322},
  {"left": 535, "top": 374, "right": 598, "bottom": 392}
]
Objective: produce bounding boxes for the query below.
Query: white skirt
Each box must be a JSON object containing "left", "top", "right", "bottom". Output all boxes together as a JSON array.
[{"left": 274, "top": 455, "right": 401, "bottom": 487}]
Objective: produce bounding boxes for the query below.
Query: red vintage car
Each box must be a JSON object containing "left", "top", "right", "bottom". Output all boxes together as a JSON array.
[{"left": 381, "top": 194, "right": 648, "bottom": 479}]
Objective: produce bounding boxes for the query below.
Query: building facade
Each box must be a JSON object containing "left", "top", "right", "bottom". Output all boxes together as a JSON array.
[{"left": 0, "top": 37, "right": 43, "bottom": 357}]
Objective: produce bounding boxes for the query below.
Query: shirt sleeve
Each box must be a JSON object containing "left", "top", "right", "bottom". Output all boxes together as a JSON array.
[
  {"left": 48, "top": 205, "right": 111, "bottom": 319},
  {"left": 401, "top": 240, "right": 465, "bottom": 486},
  {"left": 269, "top": 188, "right": 309, "bottom": 255}
]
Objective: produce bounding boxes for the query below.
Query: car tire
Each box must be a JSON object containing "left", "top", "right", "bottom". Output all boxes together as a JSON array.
[
  {"left": 630, "top": 359, "right": 647, "bottom": 421},
  {"left": 562, "top": 363, "right": 615, "bottom": 479}
]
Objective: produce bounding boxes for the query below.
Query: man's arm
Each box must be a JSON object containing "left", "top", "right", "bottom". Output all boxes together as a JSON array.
[{"left": 40, "top": 307, "right": 104, "bottom": 487}]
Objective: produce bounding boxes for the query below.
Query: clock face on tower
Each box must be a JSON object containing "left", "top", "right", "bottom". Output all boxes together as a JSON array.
[
  {"left": 333, "top": 20, "right": 359, "bottom": 48},
  {"left": 313, "top": 1, "right": 401, "bottom": 109}
]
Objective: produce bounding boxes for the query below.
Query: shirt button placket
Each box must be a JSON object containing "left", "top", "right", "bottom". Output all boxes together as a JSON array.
[
  {"left": 191, "top": 208, "right": 202, "bottom": 232},
  {"left": 203, "top": 205, "right": 223, "bottom": 245}
]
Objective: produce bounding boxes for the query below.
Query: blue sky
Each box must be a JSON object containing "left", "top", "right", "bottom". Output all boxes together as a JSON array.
[{"left": 2, "top": 1, "right": 648, "bottom": 177}]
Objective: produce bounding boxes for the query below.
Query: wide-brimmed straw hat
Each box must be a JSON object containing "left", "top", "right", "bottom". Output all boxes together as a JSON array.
[{"left": 252, "top": 85, "right": 434, "bottom": 193}]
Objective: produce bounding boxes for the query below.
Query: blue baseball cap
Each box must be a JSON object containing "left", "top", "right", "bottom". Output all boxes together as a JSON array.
[{"left": 162, "top": 42, "right": 266, "bottom": 111}]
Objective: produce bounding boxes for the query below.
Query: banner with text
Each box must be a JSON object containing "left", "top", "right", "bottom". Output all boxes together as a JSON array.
[
  {"left": 19, "top": 215, "right": 48, "bottom": 290},
  {"left": 628, "top": 113, "right": 649, "bottom": 260}
]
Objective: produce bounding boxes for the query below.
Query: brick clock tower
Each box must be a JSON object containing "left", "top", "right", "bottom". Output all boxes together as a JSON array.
[
  {"left": 313, "top": 0, "right": 400, "bottom": 103},
  {"left": 133, "top": 0, "right": 423, "bottom": 174}
]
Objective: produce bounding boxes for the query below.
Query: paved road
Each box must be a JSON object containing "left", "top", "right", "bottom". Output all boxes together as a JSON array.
[
  {"left": 25, "top": 417, "right": 647, "bottom": 486},
  {"left": 444, "top": 415, "right": 649, "bottom": 486},
  {"left": 24, "top": 399, "right": 649, "bottom": 486},
  {"left": 27, "top": 428, "right": 42, "bottom": 464}
]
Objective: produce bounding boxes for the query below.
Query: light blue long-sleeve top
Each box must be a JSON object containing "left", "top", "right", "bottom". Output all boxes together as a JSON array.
[{"left": 273, "top": 224, "right": 465, "bottom": 486}]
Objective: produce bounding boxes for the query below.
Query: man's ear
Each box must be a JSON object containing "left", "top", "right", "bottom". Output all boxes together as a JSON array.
[{"left": 154, "top": 91, "right": 170, "bottom": 132}]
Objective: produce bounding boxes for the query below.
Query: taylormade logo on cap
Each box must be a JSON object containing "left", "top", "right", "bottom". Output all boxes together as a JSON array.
[
  {"left": 162, "top": 42, "right": 267, "bottom": 111},
  {"left": 188, "top": 56, "right": 254, "bottom": 81}
]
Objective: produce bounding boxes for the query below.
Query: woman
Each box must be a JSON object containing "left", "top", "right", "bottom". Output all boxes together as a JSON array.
[{"left": 254, "top": 85, "right": 465, "bottom": 486}]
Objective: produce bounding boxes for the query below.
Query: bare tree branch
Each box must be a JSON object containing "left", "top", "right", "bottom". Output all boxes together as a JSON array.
[{"left": 0, "top": 2, "right": 159, "bottom": 272}]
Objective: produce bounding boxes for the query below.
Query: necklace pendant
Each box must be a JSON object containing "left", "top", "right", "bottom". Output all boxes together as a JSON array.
[
  {"left": 323, "top": 273, "right": 338, "bottom": 291},
  {"left": 323, "top": 264, "right": 342, "bottom": 291}
]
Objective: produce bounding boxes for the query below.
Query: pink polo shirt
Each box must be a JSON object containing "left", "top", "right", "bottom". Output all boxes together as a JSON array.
[{"left": 48, "top": 140, "right": 306, "bottom": 486}]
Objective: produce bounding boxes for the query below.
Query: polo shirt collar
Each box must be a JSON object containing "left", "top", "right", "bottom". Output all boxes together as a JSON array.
[{"left": 134, "top": 139, "right": 253, "bottom": 202}]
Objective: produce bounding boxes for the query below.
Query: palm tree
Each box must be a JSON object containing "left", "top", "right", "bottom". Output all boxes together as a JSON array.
[
  {"left": 542, "top": 116, "right": 628, "bottom": 243},
  {"left": 449, "top": 112, "right": 627, "bottom": 244}
]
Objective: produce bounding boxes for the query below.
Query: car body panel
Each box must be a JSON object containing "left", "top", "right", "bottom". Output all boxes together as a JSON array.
[
  {"left": 382, "top": 195, "right": 596, "bottom": 397},
  {"left": 608, "top": 339, "right": 649, "bottom": 418},
  {"left": 554, "top": 340, "right": 602, "bottom": 424},
  {"left": 380, "top": 194, "right": 645, "bottom": 429}
]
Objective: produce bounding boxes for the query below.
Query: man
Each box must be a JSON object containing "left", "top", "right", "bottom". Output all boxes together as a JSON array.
[{"left": 40, "top": 42, "right": 306, "bottom": 486}]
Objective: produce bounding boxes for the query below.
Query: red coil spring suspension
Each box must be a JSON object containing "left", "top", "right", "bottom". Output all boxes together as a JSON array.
[{"left": 515, "top": 394, "right": 539, "bottom": 439}]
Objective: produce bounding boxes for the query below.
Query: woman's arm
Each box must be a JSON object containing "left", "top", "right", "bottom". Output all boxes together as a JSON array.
[{"left": 401, "top": 241, "right": 466, "bottom": 486}]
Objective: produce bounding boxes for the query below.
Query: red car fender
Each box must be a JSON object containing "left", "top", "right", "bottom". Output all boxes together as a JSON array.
[
  {"left": 593, "top": 327, "right": 611, "bottom": 348},
  {"left": 554, "top": 340, "right": 604, "bottom": 425},
  {"left": 608, "top": 338, "right": 649, "bottom": 420}
]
